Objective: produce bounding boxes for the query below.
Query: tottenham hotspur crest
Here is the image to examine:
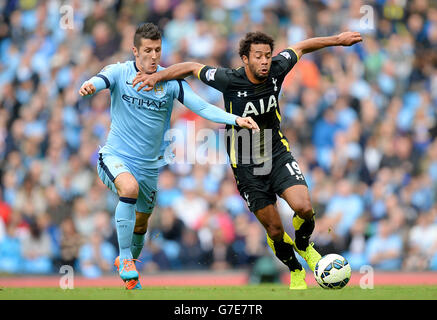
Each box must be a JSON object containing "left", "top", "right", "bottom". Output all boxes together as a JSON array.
[
  {"left": 243, "top": 192, "right": 250, "bottom": 207},
  {"left": 272, "top": 78, "right": 278, "bottom": 92}
]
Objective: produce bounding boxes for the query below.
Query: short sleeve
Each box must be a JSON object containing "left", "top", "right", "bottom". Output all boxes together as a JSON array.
[
  {"left": 197, "top": 66, "right": 232, "bottom": 92},
  {"left": 96, "top": 63, "right": 121, "bottom": 90},
  {"left": 271, "top": 48, "right": 299, "bottom": 78}
]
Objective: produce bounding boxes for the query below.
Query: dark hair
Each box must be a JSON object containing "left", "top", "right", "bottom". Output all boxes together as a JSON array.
[
  {"left": 134, "top": 23, "right": 161, "bottom": 48},
  {"left": 238, "top": 31, "right": 274, "bottom": 58}
]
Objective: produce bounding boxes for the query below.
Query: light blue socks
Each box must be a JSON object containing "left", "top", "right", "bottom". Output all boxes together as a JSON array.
[
  {"left": 131, "top": 233, "right": 146, "bottom": 260},
  {"left": 115, "top": 197, "right": 136, "bottom": 261}
]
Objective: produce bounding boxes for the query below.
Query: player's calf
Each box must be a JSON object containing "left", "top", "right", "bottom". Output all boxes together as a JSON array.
[
  {"left": 266, "top": 232, "right": 302, "bottom": 272},
  {"left": 115, "top": 197, "right": 137, "bottom": 261},
  {"left": 292, "top": 211, "right": 315, "bottom": 251},
  {"left": 131, "top": 212, "right": 151, "bottom": 259},
  {"left": 131, "top": 231, "right": 146, "bottom": 260},
  {"left": 292, "top": 212, "right": 321, "bottom": 272},
  {"left": 266, "top": 232, "right": 307, "bottom": 290}
]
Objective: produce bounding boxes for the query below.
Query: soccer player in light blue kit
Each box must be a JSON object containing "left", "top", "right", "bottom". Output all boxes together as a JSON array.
[{"left": 79, "top": 23, "right": 258, "bottom": 290}]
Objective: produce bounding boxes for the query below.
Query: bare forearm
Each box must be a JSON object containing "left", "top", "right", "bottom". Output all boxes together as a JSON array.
[
  {"left": 295, "top": 35, "right": 340, "bottom": 55},
  {"left": 291, "top": 32, "right": 362, "bottom": 58},
  {"left": 156, "top": 62, "right": 203, "bottom": 81},
  {"left": 133, "top": 62, "right": 206, "bottom": 91}
]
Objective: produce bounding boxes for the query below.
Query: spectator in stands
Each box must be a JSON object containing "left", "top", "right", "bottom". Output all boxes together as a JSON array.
[
  {"left": 44, "top": 184, "right": 72, "bottom": 226},
  {"left": 201, "top": 228, "right": 239, "bottom": 271},
  {"left": 78, "top": 231, "right": 116, "bottom": 278},
  {"left": 159, "top": 206, "right": 186, "bottom": 243},
  {"left": 93, "top": 210, "right": 117, "bottom": 249},
  {"left": 0, "top": 223, "right": 22, "bottom": 273},
  {"left": 56, "top": 217, "right": 83, "bottom": 271},
  {"left": 172, "top": 180, "right": 208, "bottom": 230},
  {"left": 404, "top": 209, "right": 437, "bottom": 270},
  {"left": 366, "top": 218, "right": 403, "bottom": 270},
  {"left": 0, "top": 189, "right": 12, "bottom": 226},
  {"left": 21, "top": 217, "right": 53, "bottom": 274},
  {"left": 324, "top": 179, "right": 365, "bottom": 239},
  {"left": 157, "top": 169, "right": 183, "bottom": 208},
  {"left": 13, "top": 173, "right": 46, "bottom": 219},
  {"left": 136, "top": 235, "right": 172, "bottom": 272},
  {"left": 343, "top": 216, "right": 370, "bottom": 270},
  {"left": 72, "top": 196, "right": 95, "bottom": 238},
  {"left": 178, "top": 228, "right": 206, "bottom": 270}
]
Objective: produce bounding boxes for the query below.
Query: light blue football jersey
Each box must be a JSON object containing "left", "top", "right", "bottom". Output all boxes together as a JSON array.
[{"left": 88, "top": 61, "right": 237, "bottom": 168}]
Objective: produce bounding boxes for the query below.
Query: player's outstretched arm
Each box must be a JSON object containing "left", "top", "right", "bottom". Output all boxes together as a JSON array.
[
  {"left": 290, "top": 31, "right": 362, "bottom": 60},
  {"left": 132, "top": 62, "right": 204, "bottom": 92},
  {"left": 79, "top": 81, "right": 97, "bottom": 96},
  {"left": 235, "top": 116, "right": 260, "bottom": 130},
  {"left": 78, "top": 76, "right": 109, "bottom": 97},
  {"left": 180, "top": 80, "right": 259, "bottom": 130},
  {"left": 79, "top": 63, "right": 121, "bottom": 97}
]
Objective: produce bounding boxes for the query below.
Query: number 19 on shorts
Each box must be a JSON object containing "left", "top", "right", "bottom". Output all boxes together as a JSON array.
[{"left": 286, "top": 161, "right": 305, "bottom": 181}]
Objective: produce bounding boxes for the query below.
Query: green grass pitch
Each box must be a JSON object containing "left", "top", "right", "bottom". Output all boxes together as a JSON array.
[{"left": 1, "top": 285, "right": 437, "bottom": 300}]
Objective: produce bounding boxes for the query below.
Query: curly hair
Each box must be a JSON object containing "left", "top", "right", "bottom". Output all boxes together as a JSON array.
[
  {"left": 134, "top": 22, "right": 161, "bottom": 48},
  {"left": 238, "top": 31, "right": 274, "bottom": 58}
]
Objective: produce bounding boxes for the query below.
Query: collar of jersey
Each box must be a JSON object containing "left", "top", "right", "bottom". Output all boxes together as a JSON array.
[{"left": 133, "top": 61, "right": 140, "bottom": 72}]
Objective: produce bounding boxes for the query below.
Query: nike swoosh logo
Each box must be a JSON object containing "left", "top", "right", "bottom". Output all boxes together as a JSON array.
[{"left": 126, "top": 80, "right": 133, "bottom": 85}]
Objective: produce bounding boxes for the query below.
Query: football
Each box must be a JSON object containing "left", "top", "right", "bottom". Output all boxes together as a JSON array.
[{"left": 314, "top": 254, "right": 351, "bottom": 289}]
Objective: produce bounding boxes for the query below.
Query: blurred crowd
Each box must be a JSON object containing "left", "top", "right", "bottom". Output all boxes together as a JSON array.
[{"left": 0, "top": 0, "right": 436, "bottom": 278}]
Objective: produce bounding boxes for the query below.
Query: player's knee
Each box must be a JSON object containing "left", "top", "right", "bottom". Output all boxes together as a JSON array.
[
  {"left": 117, "top": 181, "right": 139, "bottom": 198},
  {"left": 115, "top": 173, "right": 139, "bottom": 198},
  {"left": 134, "top": 224, "right": 148, "bottom": 234},
  {"left": 120, "top": 185, "right": 139, "bottom": 198},
  {"left": 266, "top": 224, "right": 284, "bottom": 242},
  {"left": 293, "top": 201, "right": 314, "bottom": 221}
]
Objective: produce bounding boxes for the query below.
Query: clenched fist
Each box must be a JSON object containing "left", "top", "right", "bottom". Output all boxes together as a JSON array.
[{"left": 79, "top": 82, "right": 97, "bottom": 96}]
